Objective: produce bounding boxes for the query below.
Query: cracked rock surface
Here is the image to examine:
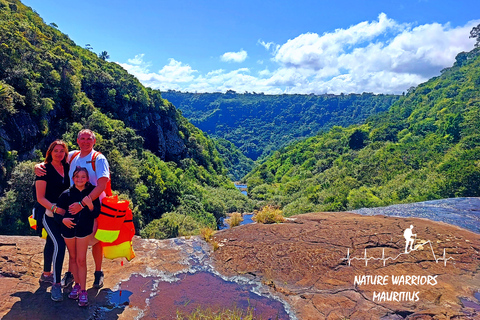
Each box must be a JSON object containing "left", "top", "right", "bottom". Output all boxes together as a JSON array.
[
  {"left": 1, "top": 211, "right": 479, "bottom": 319},
  {"left": 212, "top": 212, "right": 480, "bottom": 320}
]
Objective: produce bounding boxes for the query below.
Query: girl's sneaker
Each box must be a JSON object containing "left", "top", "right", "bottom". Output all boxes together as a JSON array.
[
  {"left": 78, "top": 290, "right": 88, "bottom": 307},
  {"left": 69, "top": 283, "right": 81, "bottom": 299}
]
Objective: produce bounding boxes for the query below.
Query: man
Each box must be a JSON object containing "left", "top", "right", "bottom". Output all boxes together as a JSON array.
[
  {"left": 403, "top": 225, "right": 416, "bottom": 253},
  {"left": 36, "top": 129, "right": 109, "bottom": 289}
]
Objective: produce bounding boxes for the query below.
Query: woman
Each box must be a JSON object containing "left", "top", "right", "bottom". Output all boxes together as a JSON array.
[
  {"left": 35, "top": 140, "right": 70, "bottom": 302},
  {"left": 55, "top": 167, "right": 100, "bottom": 307}
]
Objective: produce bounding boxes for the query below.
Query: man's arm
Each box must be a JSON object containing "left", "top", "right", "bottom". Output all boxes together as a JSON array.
[
  {"left": 88, "top": 177, "right": 108, "bottom": 201},
  {"left": 34, "top": 162, "right": 47, "bottom": 177}
]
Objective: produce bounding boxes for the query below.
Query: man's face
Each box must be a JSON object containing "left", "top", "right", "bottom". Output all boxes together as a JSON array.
[{"left": 77, "top": 132, "right": 96, "bottom": 153}]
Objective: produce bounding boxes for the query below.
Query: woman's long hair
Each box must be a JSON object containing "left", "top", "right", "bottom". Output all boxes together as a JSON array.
[{"left": 45, "top": 140, "right": 69, "bottom": 164}]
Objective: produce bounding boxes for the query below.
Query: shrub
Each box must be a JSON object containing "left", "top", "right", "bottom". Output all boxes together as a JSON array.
[
  {"left": 224, "top": 212, "right": 243, "bottom": 228},
  {"left": 252, "top": 205, "right": 285, "bottom": 224},
  {"left": 200, "top": 227, "right": 216, "bottom": 242},
  {"left": 200, "top": 227, "right": 220, "bottom": 251},
  {"left": 140, "top": 216, "right": 179, "bottom": 239}
]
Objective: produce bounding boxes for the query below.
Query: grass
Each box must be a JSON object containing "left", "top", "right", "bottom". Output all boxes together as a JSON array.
[
  {"left": 200, "top": 227, "right": 220, "bottom": 251},
  {"left": 252, "top": 205, "right": 286, "bottom": 224},
  {"left": 176, "top": 305, "right": 259, "bottom": 320},
  {"left": 225, "top": 212, "right": 243, "bottom": 228}
]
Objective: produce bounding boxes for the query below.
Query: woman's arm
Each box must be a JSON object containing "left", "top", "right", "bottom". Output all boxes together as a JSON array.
[{"left": 35, "top": 180, "right": 55, "bottom": 211}]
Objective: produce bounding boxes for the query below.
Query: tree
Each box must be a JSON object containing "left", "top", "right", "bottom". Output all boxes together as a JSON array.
[
  {"left": 99, "top": 51, "right": 110, "bottom": 60},
  {"left": 470, "top": 23, "right": 480, "bottom": 47}
]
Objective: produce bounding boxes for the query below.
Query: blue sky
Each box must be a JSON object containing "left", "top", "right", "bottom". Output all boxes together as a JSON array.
[{"left": 22, "top": 0, "right": 479, "bottom": 94}]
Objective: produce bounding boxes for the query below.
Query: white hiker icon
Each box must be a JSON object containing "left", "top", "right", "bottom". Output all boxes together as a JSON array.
[{"left": 403, "top": 225, "right": 417, "bottom": 253}]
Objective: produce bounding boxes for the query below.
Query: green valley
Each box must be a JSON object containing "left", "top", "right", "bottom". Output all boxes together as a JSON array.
[{"left": 244, "top": 43, "right": 480, "bottom": 216}]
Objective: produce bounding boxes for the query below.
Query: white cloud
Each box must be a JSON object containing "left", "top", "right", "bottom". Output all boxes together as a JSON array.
[
  {"left": 120, "top": 15, "right": 479, "bottom": 94},
  {"left": 273, "top": 13, "right": 404, "bottom": 70},
  {"left": 269, "top": 14, "right": 478, "bottom": 93},
  {"left": 127, "top": 54, "right": 146, "bottom": 65},
  {"left": 221, "top": 49, "right": 248, "bottom": 63},
  {"left": 258, "top": 40, "right": 280, "bottom": 54},
  {"left": 119, "top": 57, "right": 198, "bottom": 91}
]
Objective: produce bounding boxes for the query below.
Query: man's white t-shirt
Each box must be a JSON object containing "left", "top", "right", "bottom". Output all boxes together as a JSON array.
[{"left": 68, "top": 149, "right": 110, "bottom": 199}]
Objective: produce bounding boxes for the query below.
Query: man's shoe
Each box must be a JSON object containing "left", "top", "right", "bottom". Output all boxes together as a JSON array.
[
  {"left": 69, "top": 283, "right": 81, "bottom": 299},
  {"left": 78, "top": 290, "right": 88, "bottom": 307},
  {"left": 93, "top": 271, "right": 104, "bottom": 289},
  {"left": 39, "top": 273, "right": 54, "bottom": 284},
  {"left": 61, "top": 271, "right": 74, "bottom": 288},
  {"left": 51, "top": 283, "right": 63, "bottom": 302}
]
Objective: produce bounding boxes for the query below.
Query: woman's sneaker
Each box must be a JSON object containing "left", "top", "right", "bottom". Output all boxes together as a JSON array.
[
  {"left": 61, "top": 271, "right": 74, "bottom": 288},
  {"left": 39, "top": 273, "right": 54, "bottom": 284},
  {"left": 51, "top": 283, "right": 63, "bottom": 302},
  {"left": 69, "top": 283, "right": 81, "bottom": 299},
  {"left": 78, "top": 290, "right": 88, "bottom": 307}
]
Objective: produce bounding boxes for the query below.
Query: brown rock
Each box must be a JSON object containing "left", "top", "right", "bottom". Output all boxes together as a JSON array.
[
  {"left": 212, "top": 212, "right": 480, "bottom": 319},
  {"left": 1, "top": 212, "right": 479, "bottom": 319}
]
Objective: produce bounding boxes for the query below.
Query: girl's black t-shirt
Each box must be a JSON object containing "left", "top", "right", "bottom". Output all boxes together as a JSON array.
[
  {"left": 35, "top": 162, "right": 70, "bottom": 203},
  {"left": 56, "top": 183, "right": 101, "bottom": 237}
]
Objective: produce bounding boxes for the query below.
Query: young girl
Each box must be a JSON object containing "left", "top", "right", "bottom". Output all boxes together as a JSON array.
[
  {"left": 55, "top": 167, "right": 100, "bottom": 307},
  {"left": 35, "top": 140, "right": 70, "bottom": 301}
]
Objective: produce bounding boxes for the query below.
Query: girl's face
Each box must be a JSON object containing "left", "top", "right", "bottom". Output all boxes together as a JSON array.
[
  {"left": 73, "top": 171, "right": 88, "bottom": 188},
  {"left": 52, "top": 144, "right": 66, "bottom": 162}
]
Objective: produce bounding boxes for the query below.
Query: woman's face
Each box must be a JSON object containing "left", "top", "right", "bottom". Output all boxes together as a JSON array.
[
  {"left": 52, "top": 144, "right": 66, "bottom": 162},
  {"left": 73, "top": 171, "right": 88, "bottom": 188}
]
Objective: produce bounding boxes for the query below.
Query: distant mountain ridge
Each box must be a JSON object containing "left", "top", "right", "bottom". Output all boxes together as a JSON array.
[{"left": 162, "top": 91, "right": 400, "bottom": 162}]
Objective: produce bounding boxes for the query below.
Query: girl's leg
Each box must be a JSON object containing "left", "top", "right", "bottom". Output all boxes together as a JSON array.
[
  {"left": 43, "top": 215, "right": 66, "bottom": 284},
  {"left": 75, "top": 236, "right": 90, "bottom": 291},
  {"left": 64, "top": 238, "right": 78, "bottom": 284}
]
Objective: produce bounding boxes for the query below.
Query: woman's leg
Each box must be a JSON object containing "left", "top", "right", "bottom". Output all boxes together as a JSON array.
[
  {"left": 75, "top": 236, "right": 90, "bottom": 291},
  {"left": 42, "top": 215, "right": 66, "bottom": 284},
  {"left": 43, "top": 234, "right": 53, "bottom": 274},
  {"left": 64, "top": 238, "right": 78, "bottom": 284}
]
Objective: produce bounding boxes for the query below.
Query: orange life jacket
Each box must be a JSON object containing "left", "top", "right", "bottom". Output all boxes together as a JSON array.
[
  {"left": 102, "top": 207, "right": 136, "bottom": 261},
  {"left": 95, "top": 195, "right": 129, "bottom": 243}
]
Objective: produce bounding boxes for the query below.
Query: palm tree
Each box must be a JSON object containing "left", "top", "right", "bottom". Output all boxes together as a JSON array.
[{"left": 99, "top": 51, "right": 110, "bottom": 61}]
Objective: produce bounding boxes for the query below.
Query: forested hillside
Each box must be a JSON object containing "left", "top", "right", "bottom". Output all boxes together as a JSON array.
[
  {"left": 0, "top": 0, "right": 254, "bottom": 238},
  {"left": 162, "top": 90, "right": 399, "bottom": 164},
  {"left": 244, "top": 44, "right": 480, "bottom": 216}
]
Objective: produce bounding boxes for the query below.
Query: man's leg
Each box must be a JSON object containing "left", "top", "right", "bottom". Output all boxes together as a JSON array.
[
  {"left": 92, "top": 242, "right": 104, "bottom": 288},
  {"left": 91, "top": 219, "right": 104, "bottom": 288},
  {"left": 92, "top": 242, "right": 103, "bottom": 272}
]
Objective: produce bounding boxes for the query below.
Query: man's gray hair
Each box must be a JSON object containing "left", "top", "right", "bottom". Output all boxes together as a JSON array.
[{"left": 77, "top": 129, "right": 96, "bottom": 140}]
